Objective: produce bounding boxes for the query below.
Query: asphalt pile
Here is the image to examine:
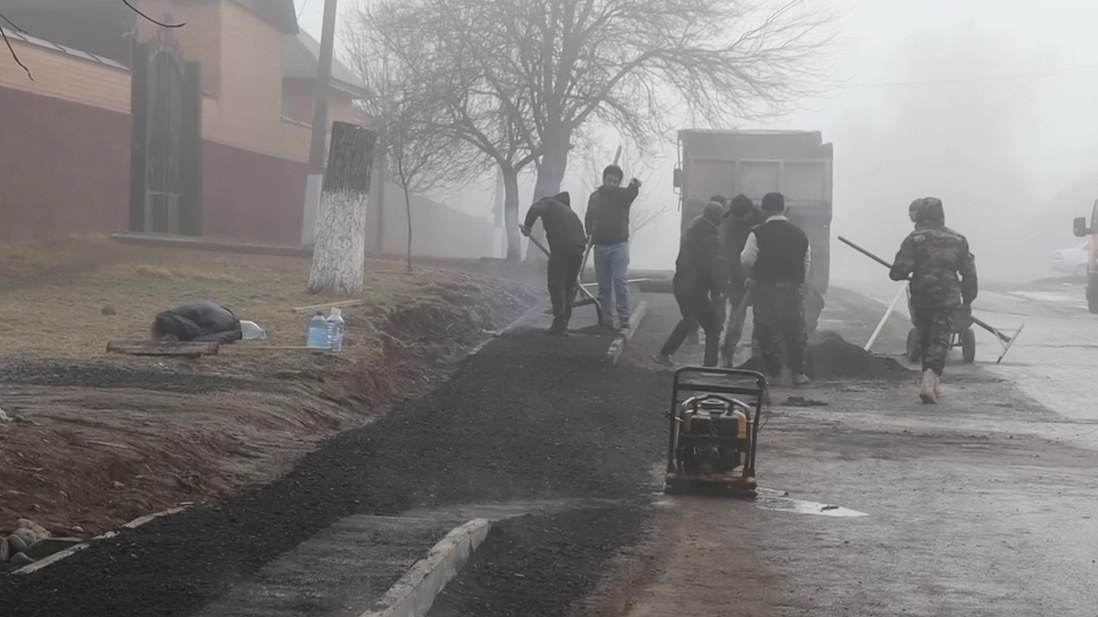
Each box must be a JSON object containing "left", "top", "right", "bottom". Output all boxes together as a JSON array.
[
  {"left": 738, "top": 331, "right": 909, "bottom": 380},
  {"left": 0, "top": 329, "right": 669, "bottom": 617}
]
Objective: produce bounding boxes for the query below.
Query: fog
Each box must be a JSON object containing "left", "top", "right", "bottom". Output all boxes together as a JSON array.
[{"left": 298, "top": 0, "right": 1098, "bottom": 283}]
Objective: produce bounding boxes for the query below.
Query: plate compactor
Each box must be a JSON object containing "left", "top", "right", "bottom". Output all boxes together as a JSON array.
[{"left": 664, "top": 367, "right": 767, "bottom": 495}]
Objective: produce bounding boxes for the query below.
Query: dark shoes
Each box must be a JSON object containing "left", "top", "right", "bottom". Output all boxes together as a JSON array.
[{"left": 545, "top": 321, "right": 569, "bottom": 337}]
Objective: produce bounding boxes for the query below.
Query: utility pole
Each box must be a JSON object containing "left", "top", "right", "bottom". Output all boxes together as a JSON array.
[{"left": 301, "top": 0, "right": 339, "bottom": 246}]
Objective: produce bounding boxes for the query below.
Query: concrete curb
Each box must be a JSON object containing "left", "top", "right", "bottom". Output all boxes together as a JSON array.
[
  {"left": 13, "top": 505, "right": 191, "bottom": 575},
  {"left": 606, "top": 299, "right": 648, "bottom": 366},
  {"left": 359, "top": 518, "right": 492, "bottom": 617}
]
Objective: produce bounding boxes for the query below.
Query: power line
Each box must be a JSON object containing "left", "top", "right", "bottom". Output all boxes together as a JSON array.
[
  {"left": 831, "top": 65, "right": 1098, "bottom": 89},
  {"left": 297, "top": 0, "right": 312, "bottom": 20}
]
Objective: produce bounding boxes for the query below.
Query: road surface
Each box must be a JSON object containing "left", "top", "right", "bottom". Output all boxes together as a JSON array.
[
  {"left": 576, "top": 284, "right": 1098, "bottom": 617},
  {"left": 845, "top": 275, "right": 1098, "bottom": 448},
  {"left": 4, "top": 280, "right": 1097, "bottom": 616}
]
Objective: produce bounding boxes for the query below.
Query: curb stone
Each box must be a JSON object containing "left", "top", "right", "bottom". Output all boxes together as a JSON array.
[
  {"left": 359, "top": 518, "right": 492, "bottom": 617},
  {"left": 12, "top": 506, "right": 189, "bottom": 576},
  {"left": 607, "top": 299, "right": 648, "bottom": 366}
]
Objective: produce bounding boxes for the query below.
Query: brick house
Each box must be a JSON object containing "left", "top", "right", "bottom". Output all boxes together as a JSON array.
[{"left": 0, "top": 0, "right": 492, "bottom": 257}]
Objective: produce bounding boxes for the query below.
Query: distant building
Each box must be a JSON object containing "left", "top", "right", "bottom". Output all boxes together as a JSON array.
[{"left": 0, "top": 0, "right": 491, "bottom": 258}]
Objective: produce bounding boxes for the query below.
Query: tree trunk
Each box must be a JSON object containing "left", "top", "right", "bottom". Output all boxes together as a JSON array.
[
  {"left": 503, "top": 168, "right": 522, "bottom": 261},
  {"left": 308, "top": 122, "right": 377, "bottom": 295},
  {"left": 526, "top": 131, "right": 571, "bottom": 262},
  {"left": 403, "top": 185, "right": 413, "bottom": 273}
]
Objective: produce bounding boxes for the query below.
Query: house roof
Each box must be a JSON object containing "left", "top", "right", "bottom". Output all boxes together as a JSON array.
[
  {"left": 231, "top": 0, "right": 298, "bottom": 35},
  {"left": 282, "top": 30, "right": 368, "bottom": 98},
  {"left": 3, "top": 28, "right": 128, "bottom": 71}
]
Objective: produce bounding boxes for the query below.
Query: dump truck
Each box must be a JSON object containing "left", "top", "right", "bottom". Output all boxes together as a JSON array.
[
  {"left": 1072, "top": 200, "right": 1098, "bottom": 313},
  {"left": 673, "top": 129, "right": 834, "bottom": 332}
]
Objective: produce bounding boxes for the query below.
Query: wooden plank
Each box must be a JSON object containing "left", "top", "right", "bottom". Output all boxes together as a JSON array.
[
  {"left": 224, "top": 345, "right": 327, "bottom": 351},
  {"left": 290, "top": 298, "right": 368, "bottom": 313},
  {"left": 106, "top": 340, "right": 219, "bottom": 356}
]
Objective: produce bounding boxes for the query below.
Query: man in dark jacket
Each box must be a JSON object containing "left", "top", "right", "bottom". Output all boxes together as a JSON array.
[
  {"left": 585, "top": 164, "right": 641, "bottom": 330},
  {"left": 741, "top": 192, "right": 811, "bottom": 385},
  {"left": 150, "top": 298, "right": 242, "bottom": 344},
  {"left": 719, "top": 193, "right": 764, "bottom": 366},
  {"left": 656, "top": 203, "right": 728, "bottom": 367},
  {"left": 523, "top": 192, "right": 588, "bottom": 335},
  {"left": 890, "top": 197, "right": 978, "bottom": 404}
]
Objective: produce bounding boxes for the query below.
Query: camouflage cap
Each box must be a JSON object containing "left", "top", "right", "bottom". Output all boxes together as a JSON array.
[
  {"left": 908, "top": 198, "right": 925, "bottom": 222},
  {"left": 914, "top": 197, "right": 945, "bottom": 227}
]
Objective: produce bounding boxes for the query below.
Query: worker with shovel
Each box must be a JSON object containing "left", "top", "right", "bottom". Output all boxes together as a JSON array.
[
  {"left": 585, "top": 165, "right": 641, "bottom": 331},
  {"left": 741, "top": 192, "right": 812, "bottom": 386},
  {"left": 655, "top": 202, "right": 728, "bottom": 367},
  {"left": 522, "top": 192, "right": 588, "bottom": 336},
  {"left": 889, "top": 197, "right": 978, "bottom": 404},
  {"left": 719, "top": 194, "right": 764, "bottom": 367}
]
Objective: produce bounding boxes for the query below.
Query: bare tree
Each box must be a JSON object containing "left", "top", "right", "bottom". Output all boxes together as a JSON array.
[
  {"left": 362, "top": 0, "right": 834, "bottom": 261},
  {"left": 386, "top": 0, "right": 834, "bottom": 262},
  {"left": 356, "top": 0, "right": 543, "bottom": 261},
  {"left": 346, "top": 19, "right": 477, "bottom": 273}
]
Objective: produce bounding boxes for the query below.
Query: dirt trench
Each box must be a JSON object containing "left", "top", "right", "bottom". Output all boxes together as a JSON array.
[{"left": 0, "top": 284, "right": 536, "bottom": 545}]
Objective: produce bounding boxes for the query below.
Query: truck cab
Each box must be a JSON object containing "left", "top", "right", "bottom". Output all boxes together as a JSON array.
[{"left": 1072, "top": 200, "right": 1098, "bottom": 313}]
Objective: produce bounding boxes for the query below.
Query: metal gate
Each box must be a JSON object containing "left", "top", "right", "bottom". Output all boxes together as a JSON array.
[{"left": 129, "top": 31, "right": 202, "bottom": 235}]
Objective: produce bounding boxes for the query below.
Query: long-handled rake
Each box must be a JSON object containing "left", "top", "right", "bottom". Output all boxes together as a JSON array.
[{"left": 838, "top": 236, "right": 1025, "bottom": 364}]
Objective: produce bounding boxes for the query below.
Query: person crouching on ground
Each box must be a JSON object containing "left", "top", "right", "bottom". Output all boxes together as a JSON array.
[
  {"left": 741, "top": 192, "right": 811, "bottom": 386},
  {"left": 889, "top": 197, "right": 978, "bottom": 404},
  {"left": 150, "top": 298, "right": 242, "bottom": 344},
  {"left": 655, "top": 202, "right": 728, "bottom": 367},
  {"left": 522, "top": 192, "right": 588, "bottom": 336},
  {"left": 585, "top": 165, "right": 641, "bottom": 330}
]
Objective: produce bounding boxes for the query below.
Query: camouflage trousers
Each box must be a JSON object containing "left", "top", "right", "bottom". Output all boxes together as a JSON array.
[
  {"left": 752, "top": 283, "right": 808, "bottom": 378},
  {"left": 912, "top": 307, "right": 954, "bottom": 376}
]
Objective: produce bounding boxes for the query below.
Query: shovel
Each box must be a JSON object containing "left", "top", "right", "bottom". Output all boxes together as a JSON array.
[{"left": 721, "top": 288, "right": 754, "bottom": 367}]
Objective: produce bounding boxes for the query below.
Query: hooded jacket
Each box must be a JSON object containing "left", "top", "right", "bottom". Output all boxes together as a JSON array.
[
  {"left": 890, "top": 198, "right": 978, "bottom": 310},
  {"left": 673, "top": 213, "right": 729, "bottom": 298},
  {"left": 153, "top": 298, "right": 242, "bottom": 343},
  {"left": 720, "top": 195, "right": 764, "bottom": 289},
  {"left": 524, "top": 192, "right": 587, "bottom": 253}
]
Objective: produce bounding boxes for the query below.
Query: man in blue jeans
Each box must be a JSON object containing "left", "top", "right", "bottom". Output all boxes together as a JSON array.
[{"left": 585, "top": 164, "right": 641, "bottom": 330}]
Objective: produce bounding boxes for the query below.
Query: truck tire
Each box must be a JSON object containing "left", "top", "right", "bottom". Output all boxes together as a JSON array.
[
  {"left": 1089, "top": 276, "right": 1098, "bottom": 314},
  {"left": 961, "top": 328, "right": 976, "bottom": 364}
]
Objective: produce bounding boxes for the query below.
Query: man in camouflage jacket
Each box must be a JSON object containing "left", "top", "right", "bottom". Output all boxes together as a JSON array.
[{"left": 890, "top": 198, "right": 978, "bottom": 404}]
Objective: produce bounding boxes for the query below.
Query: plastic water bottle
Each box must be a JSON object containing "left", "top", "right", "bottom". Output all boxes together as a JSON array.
[
  {"left": 306, "top": 311, "right": 330, "bottom": 349},
  {"left": 327, "top": 308, "right": 345, "bottom": 352},
  {"left": 240, "top": 320, "right": 267, "bottom": 341}
]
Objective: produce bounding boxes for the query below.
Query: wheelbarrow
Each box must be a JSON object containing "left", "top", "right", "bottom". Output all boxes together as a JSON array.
[{"left": 904, "top": 291, "right": 976, "bottom": 364}]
